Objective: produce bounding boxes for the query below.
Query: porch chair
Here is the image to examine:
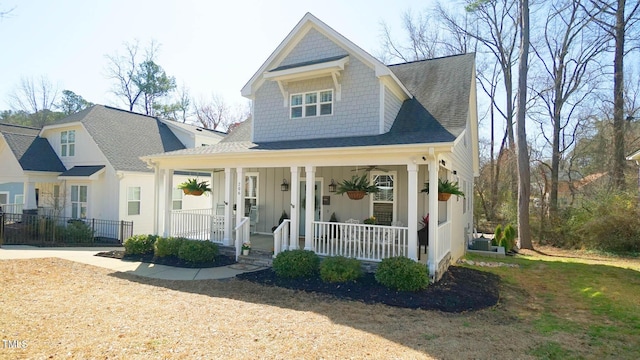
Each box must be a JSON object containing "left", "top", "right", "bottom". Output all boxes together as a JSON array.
[
  {"left": 382, "top": 221, "right": 403, "bottom": 257},
  {"left": 343, "top": 219, "right": 361, "bottom": 257},
  {"left": 249, "top": 205, "right": 258, "bottom": 234}
]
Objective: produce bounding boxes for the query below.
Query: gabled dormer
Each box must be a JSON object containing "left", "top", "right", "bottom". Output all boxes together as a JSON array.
[{"left": 242, "top": 13, "right": 412, "bottom": 143}]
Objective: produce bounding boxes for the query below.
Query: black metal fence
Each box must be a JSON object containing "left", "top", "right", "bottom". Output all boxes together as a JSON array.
[{"left": 0, "top": 212, "right": 133, "bottom": 246}]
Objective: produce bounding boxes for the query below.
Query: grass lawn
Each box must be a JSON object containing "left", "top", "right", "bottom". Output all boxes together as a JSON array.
[{"left": 0, "top": 246, "right": 638, "bottom": 359}]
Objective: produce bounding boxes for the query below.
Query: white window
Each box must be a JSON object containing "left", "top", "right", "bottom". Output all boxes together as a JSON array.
[
  {"left": 61, "top": 130, "right": 75, "bottom": 157},
  {"left": 244, "top": 173, "right": 258, "bottom": 217},
  {"left": 70, "top": 185, "right": 87, "bottom": 218},
  {"left": 290, "top": 89, "right": 333, "bottom": 118},
  {"left": 0, "top": 192, "right": 8, "bottom": 205},
  {"left": 172, "top": 188, "right": 183, "bottom": 210},
  {"left": 127, "top": 187, "right": 141, "bottom": 215},
  {"left": 371, "top": 172, "right": 396, "bottom": 226}
]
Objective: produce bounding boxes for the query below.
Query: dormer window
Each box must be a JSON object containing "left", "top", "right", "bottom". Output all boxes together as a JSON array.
[
  {"left": 61, "top": 130, "right": 75, "bottom": 157},
  {"left": 290, "top": 90, "right": 333, "bottom": 118}
]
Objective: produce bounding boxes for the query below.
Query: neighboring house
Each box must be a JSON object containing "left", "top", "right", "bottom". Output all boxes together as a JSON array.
[
  {"left": 143, "top": 13, "right": 479, "bottom": 281},
  {"left": 0, "top": 105, "right": 226, "bottom": 235}
]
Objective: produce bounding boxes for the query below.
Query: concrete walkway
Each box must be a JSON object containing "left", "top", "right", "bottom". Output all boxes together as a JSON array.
[{"left": 0, "top": 245, "right": 264, "bottom": 280}]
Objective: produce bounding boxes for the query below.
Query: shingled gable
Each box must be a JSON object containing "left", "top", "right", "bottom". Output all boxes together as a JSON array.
[
  {"left": 0, "top": 123, "right": 66, "bottom": 172},
  {"left": 241, "top": 12, "right": 411, "bottom": 101},
  {"left": 52, "top": 105, "right": 185, "bottom": 172}
]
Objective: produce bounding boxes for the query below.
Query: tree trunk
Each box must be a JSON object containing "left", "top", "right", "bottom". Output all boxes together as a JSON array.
[
  {"left": 612, "top": 0, "right": 626, "bottom": 189},
  {"left": 517, "top": 0, "right": 533, "bottom": 250}
]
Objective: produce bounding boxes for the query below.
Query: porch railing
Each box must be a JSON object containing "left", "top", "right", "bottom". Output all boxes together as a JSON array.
[
  {"left": 273, "top": 219, "right": 291, "bottom": 257},
  {"left": 171, "top": 208, "right": 224, "bottom": 243},
  {"left": 437, "top": 220, "right": 451, "bottom": 263},
  {"left": 1, "top": 203, "right": 23, "bottom": 214},
  {"left": 235, "top": 217, "right": 250, "bottom": 260},
  {"left": 312, "top": 221, "right": 408, "bottom": 262}
]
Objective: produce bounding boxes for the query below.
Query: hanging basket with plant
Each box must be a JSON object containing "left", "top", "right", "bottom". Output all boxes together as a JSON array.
[
  {"left": 421, "top": 178, "right": 464, "bottom": 201},
  {"left": 177, "top": 178, "right": 211, "bottom": 196},
  {"left": 335, "top": 174, "right": 379, "bottom": 200}
]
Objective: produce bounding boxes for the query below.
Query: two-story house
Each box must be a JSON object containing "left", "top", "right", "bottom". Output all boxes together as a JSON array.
[
  {"left": 0, "top": 105, "right": 225, "bottom": 236},
  {"left": 143, "top": 13, "right": 479, "bottom": 280}
]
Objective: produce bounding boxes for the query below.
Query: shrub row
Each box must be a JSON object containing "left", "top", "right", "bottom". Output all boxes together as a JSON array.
[
  {"left": 272, "top": 250, "right": 430, "bottom": 291},
  {"left": 124, "top": 235, "right": 219, "bottom": 263}
]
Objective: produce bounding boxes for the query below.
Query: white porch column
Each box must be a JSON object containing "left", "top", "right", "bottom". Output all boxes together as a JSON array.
[
  {"left": 223, "top": 167, "right": 233, "bottom": 245},
  {"left": 407, "top": 162, "right": 419, "bottom": 260},
  {"left": 162, "top": 169, "right": 174, "bottom": 237},
  {"left": 23, "top": 180, "right": 37, "bottom": 210},
  {"left": 427, "top": 158, "right": 439, "bottom": 276},
  {"left": 153, "top": 165, "right": 161, "bottom": 235},
  {"left": 304, "top": 165, "right": 315, "bottom": 250},
  {"left": 289, "top": 166, "right": 299, "bottom": 250},
  {"left": 236, "top": 167, "right": 245, "bottom": 231}
]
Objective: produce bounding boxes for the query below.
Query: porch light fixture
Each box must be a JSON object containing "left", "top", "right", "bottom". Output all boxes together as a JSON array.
[
  {"left": 328, "top": 179, "right": 337, "bottom": 192},
  {"left": 440, "top": 159, "right": 446, "bottom": 166},
  {"left": 281, "top": 179, "right": 289, "bottom": 191}
]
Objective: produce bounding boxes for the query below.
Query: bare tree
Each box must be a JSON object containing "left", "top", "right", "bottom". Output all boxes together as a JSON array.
[
  {"left": 8, "top": 76, "right": 60, "bottom": 127},
  {"left": 517, "top": 0, "right": 533, "bottom": 249},
  {"left": 439, "top": 0, "right": 520, "bottom": 151},
  {"left": 194, "top": 93, "right": 236, "bottom": 131},
  {"left": 437, "top": 0, "right": 521, "bottom": 220},
  {"left": 105, "top": 40, "right": 174, "bottom": 115},
  {"left": 582, "top": 0, "right": 640, "bottom": 189},
  {"left": 530, "top": 0, "right": 607, "bottom": 215}
]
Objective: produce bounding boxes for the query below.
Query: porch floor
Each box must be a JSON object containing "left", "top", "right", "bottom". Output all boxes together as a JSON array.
[{"left": 247, "top": 233, "right": 427, "bottom": 265}]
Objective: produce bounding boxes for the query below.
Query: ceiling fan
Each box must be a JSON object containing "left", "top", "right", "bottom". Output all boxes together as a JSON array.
[{"left": 351, "top": 165, "right": 389, "bottom": 173}]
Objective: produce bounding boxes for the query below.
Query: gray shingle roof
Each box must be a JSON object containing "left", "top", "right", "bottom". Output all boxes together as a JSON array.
[
  {"left": 390, "top": 53, "right": 474, "bottom": 138},
  {"left": 0, "top": 124, "right": 66, "bottom": 172},
  {"left": 60, "top": 165, "right": 105, "bottom": 177},
  {"left": 53, "top": 105, "right": 186, "bottom": 172},
  {"left": 147, "top": 53, "right": 474, "bottom": 158}
]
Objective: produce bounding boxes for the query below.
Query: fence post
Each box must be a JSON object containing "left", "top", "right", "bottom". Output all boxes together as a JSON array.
[
  {"left": 0, "top": 212, "right": 4, "bottom": 246},
  {"left": 120, "top": 220, "right": 124, "bottom": 244}
]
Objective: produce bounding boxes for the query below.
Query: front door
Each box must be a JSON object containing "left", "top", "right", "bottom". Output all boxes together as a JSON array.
[{"left": 299, "top": 180, "right": 322, "bottom": 236}]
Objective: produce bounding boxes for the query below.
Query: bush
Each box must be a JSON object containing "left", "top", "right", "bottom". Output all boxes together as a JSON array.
[
  {"left": 535, "top": 190, "right": 640, "bottom": 254},
  {"left": 272, "top": 250, "right": 320, "bottom": 278},
  {"left": 375, "top": 256, "right": 429, "bottom": 291},
  {"left": 575, "top": 193, "right": 640, "bottom": 254},
  {"left": 177, "top": 239, "right": 219, "bottom": 263},
  {"left": 155, "top": 236, "right": 186, "bottom": 257},
  {"left": 124, "top": 234, "right": 158, "bottom": 255},
  {"left": 62, "top": 220, "right": 94, "bottom": 243},
  {"left": 320, "top": 256, "right": 363, "bottom": 283}
]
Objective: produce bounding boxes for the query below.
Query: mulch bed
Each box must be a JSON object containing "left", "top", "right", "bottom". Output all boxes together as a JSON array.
[
  {"left": 95, "top": 250, "right": 237, "bottom": 268},
  {"left": 236, "top": 266, "right": 500, "bottom": 313},
  {"left": 96, "top": 250, "right": 500, "bottom": 312}
]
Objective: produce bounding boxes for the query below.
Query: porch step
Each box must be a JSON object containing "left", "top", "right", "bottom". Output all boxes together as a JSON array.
[
  {"left": 238, "top": 250, "right": 273, "bottom": 267},
  {"left": 218, "top": 246, "right": 273, "bottom": 267}
]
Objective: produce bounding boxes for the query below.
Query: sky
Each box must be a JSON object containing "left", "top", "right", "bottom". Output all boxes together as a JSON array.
[{"left": 0, "top": 0, "right": 439, "bottom": 112}]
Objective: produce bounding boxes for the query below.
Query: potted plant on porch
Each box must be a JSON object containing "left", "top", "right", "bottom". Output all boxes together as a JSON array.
[
  {"left": 177, "top": 178, "right": 211, "bottom": 196},
  {"left": 335, "top": 174, "right": 379, "bottom": 200},
  {"left": 421, "top": 178, "right": 464, "bottom": 201},
  {"left": 241, "top": 242, "right": 251, "bottom": 255}
]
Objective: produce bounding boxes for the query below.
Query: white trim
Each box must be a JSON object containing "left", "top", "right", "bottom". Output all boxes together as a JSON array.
[
  {"left": 379, "top": 80, "right": 385, "bottom": 134},
  {"left": 290, "top": 89, "right": 333, "bottom": 119},
  {"left": 369, "top": 171, "right": 397, "bottom": 225},
  {"left": 264, "top": 56, "right": 349, "bottom": 82}
]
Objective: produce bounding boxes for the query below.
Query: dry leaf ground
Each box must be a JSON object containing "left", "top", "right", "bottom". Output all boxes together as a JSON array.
[{"left": 1, "top": 246, "right": 638, "bottom": 359}]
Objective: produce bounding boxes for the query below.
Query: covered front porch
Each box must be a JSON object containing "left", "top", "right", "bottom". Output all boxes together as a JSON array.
[{"left": 151, "top": 159, "right": 460, "bottom": 279}]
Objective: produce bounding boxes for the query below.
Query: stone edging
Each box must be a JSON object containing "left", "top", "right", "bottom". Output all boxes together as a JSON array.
[{"left": 458, "top": 259, "right": 520, "bottom": 268}]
